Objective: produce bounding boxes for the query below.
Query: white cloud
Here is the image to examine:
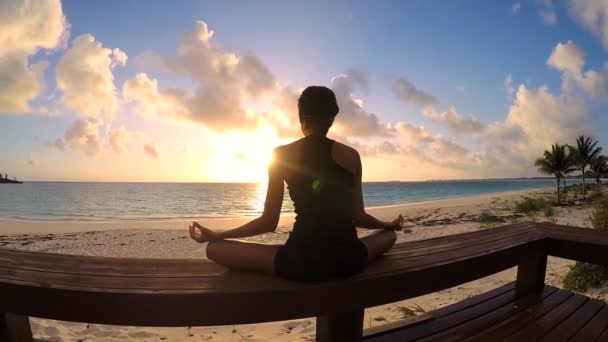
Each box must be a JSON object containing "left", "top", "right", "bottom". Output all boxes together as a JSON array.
[
  {"left": 568, "top": 0, "right": 608, "bottom": 49},
  {"left": 0, "top": 53, "right": 48, "bottom": 113},
  {"left": 159, "top": 21, "right": 275, "bottom": 130},
  {"left": 0, "top": 0, "right": 67, "bottom": 56},
  {"left": 122, "top": 72, "right": 187, "bottom": 118},
  {"left": 547, "top": 41, "right": 585, "bottom": 73},
  {"left": 331, "top": 71, "right": 390, "bottom": 137},
  {"left": 56, "top": 34, "right": 125, "bottom": 119},
  {"left": 53, "top": 118, "right": 104, "bottom": 156},
  {"left": 547, "top": 40, "right": 608, "bottom": 98},
  {"left": 0, "top": 0, "right": 67, "bottom": 113}
]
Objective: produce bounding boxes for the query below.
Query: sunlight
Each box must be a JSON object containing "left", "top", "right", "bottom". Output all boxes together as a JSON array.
[{"left": 207, "top": 127, "right": 284, "bottom": 182}]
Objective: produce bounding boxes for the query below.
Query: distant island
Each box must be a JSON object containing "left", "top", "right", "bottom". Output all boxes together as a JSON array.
[{"left": 0, "top": 173, "right": 23, "bottom": 184}]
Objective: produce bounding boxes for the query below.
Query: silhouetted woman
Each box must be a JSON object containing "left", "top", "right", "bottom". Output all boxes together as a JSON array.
[{"left": 189, "top": 86, "right": 402, "bottom": 281}]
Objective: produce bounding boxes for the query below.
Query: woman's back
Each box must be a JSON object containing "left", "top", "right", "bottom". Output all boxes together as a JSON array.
[{"left": 272, "top": 135, "right": 368, "bottom": 280}]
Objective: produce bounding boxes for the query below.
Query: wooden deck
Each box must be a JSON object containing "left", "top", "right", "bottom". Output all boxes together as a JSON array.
[
  {"left": 1, "top": 222, "right": 607, "bottom": 341},
  {"left": 364, "top": 282, "right": 608, "bottom": 342}
]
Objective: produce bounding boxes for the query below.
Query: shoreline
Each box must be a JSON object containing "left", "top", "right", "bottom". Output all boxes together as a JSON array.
[{"left": 0, "top": 187, "right": 553, "bottom": 235}]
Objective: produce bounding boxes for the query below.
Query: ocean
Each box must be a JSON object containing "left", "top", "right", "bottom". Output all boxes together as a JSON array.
[{"left": 0, "top": 179, "right": 566, "bottom": 222}]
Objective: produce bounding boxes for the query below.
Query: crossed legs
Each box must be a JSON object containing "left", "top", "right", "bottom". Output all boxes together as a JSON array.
[{"left": 206, "top": 230, "right": 397, "bottom": 276}]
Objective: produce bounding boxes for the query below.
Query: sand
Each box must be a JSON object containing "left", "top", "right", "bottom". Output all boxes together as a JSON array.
[{"left": 1, "top": 187, "right": 605, "bottom": 341}]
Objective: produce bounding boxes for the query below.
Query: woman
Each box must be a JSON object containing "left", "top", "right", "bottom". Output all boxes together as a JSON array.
[{"left": 189, "top": 86, "right": 403, "bottom": 281}]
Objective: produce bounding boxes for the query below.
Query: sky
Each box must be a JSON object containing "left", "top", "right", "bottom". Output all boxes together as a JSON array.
[{"left": 1, "top": 0, "right": 608, "bottom": 182}]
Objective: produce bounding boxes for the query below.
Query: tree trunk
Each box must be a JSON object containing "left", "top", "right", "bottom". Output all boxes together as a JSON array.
[
  {"left": 582, "top": 166, "right": 587, "bottom": 200},
  {"left": 556, "top": 177, "right": 561, "bottom": 205}
]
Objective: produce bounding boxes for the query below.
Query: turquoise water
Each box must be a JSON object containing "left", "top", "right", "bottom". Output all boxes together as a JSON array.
[{"left": 0, "top": 180, "right": 563, "bottom": 221}]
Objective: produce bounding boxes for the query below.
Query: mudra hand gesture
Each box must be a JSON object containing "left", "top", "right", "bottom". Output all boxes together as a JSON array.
[{"left": 189, "top": 221, "right": 220, "bottom": 243}]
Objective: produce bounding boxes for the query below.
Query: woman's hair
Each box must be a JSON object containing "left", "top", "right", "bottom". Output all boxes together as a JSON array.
[{"left": 298, "top": 86, "right": 339, "bottom": 135}]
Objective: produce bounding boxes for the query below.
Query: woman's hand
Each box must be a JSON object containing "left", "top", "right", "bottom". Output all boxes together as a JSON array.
[
  {"left": 388, "top": 214, "right": 404, "bottom": 231},
  {"left": 189, "top": 221, "right": 221, "bottom": 243}
]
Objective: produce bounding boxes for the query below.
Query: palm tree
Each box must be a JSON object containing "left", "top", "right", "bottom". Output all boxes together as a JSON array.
[
  {"left": 535, "top": 143, "right": 570, "bottom": 205},
  {"left": 590, "top": 155, "right": 608, "bottom": 192},
  {"left": 561, "top": 149, "right": 577, "bottom": 197},
  {"left": 570, "top": 135, "right": 603, "bottom": 200}
]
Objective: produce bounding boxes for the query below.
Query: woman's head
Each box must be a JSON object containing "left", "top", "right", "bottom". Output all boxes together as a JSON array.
[{"left": 298, "top": 86, "right": 339, "bottom": 136}]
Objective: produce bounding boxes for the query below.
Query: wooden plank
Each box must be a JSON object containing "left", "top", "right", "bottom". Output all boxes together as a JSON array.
[
  {"left": 464, "top": 288, "right": 573, "bottom": 342},
  {"left": 502, "top": 293, "right": 588, "bottom": 341},
  {"left": 540, "top": 298, "right": 605, "bottom": 342},
  {"left": 0, "top": 313, "right": 33, "bottom": 342},
  {"left": 365, "top": 284, "right": 523, "bottom": 342},
  {"left": 415, "top": 286, "right": 558, "bottom": 342},
  {"left": 364, "top": 282, "right": 516, "bottom": 340},
  {"left": 570, "top": 304, "right": 608, "bottom": 342},
  {"left": 316, "top": 310, "right": 364, "bottom": 342}
]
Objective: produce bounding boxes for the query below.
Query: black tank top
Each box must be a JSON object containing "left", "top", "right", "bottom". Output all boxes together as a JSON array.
[{"left": 278, "top": 135, "right": 357, "bottom": 246}]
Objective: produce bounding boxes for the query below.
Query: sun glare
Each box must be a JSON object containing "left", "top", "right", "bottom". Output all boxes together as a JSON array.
[{"left": 208, "top": 128, "right": 284, "bottom": 182}]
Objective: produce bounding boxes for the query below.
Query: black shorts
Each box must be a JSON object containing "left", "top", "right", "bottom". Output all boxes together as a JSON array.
[{"left": 274, "top": 239, "right": 368, "bottom": 281}]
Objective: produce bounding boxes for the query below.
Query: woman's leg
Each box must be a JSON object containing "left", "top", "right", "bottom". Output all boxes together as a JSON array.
[
  {"left": 206, "top": 240, "right": 282, "bottom": 275},
  {"left": 360, "top": 230, "right": 397, "bottom": 262}
]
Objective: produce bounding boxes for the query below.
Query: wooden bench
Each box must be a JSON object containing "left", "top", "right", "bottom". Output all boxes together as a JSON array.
[{"left": 1, "top": 222, "right": 607, "bottom": 341}]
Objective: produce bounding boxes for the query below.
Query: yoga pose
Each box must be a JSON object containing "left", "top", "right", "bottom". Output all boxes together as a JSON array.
[{"left": 189, "top": 86, "right": 403, "bottom": 281}]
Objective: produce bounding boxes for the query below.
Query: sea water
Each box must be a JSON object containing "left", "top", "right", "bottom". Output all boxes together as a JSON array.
[{"left": 0, "top": 180, "right": 565, "bottom": 221}]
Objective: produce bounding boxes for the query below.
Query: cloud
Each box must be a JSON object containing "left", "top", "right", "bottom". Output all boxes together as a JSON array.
[
  {"left": 392, "top": 76, "right": 484, "bottom": 135},
  {"left": 506, "top": 84, "right": 594, "bottom": 147},
  {"left": 28, "top": 158, "right": 37, "bottom": 166},
  {"left": 538, "top": 0, "right": 557, "bottom": 25},
  {"left": 547, "top": 40, "right": 608, "bottom": 98},
  {"left": 392, "top": 77, "right": 437, "bottom": 109},
  {"left": 159, "top": 21, "right": 275, "bottom": 129},
  {"left": 143, "top": 142, "right": 159, "bottom": 158},
  {"left": 331, "top": 71, "right": 391, "bottom": 136},
  {"left": 0, "top": 0, "right": 68, "bottom": 56},
  {"left": 56, "top": 34, "right": 125, "bottom": 119},
  {"left": 108, "top": 126, "right": 131, "bottom": 154},
  {"left": 0, "top": 0, "right": 67, "bottom": 113},
  {"left": 122, "top": 72, "right": 187, "bottom": 118},
  {"left": 547, "top": 41, "right": 585, "bottom": 73},
  {"left": 504, "top": 74, "right": 515, "bottom": 98},
  {"left": 52, "top": 118, "right": 104, "bottom": 156},
  {"left": 512, "top": 3, "right": 522, "bottom": 13},
  {"left": 422, "top": 106, "right": 484, "bottom": 135},
  {"left": 0, "top": 53, "right": 48, "bottom": 113},
  {"left": 568, "top": 0, "right": 608, "bottom": 49}
]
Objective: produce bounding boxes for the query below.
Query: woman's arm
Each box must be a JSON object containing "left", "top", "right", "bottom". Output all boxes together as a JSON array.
[
  {"left": 351, "top": 151, "right": 403, "bottom": 230},
  {"left": 189, "top": 151, "right": 284, "bottom": 243}
]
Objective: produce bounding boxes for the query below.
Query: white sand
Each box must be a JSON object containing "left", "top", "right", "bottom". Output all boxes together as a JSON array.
[{"left": 1, "top": 188, "right": 605, "bottom": 341}]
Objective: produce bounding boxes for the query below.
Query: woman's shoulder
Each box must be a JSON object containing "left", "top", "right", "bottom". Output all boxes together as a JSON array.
[
  {"left": 273, "top": 138, "right": 305, "bottom": 160},
  {"left": 331, "top": 139, "right": 360, "bottom": 159}
]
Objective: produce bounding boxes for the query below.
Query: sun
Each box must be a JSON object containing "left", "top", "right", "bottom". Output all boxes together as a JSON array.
[{"left": 208, "top": 128, "right": 286, "bottom": 182}]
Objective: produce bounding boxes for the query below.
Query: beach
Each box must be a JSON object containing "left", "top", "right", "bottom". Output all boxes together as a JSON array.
[{"left": 0, "top": 187, "right": 603, "bottom": 341}]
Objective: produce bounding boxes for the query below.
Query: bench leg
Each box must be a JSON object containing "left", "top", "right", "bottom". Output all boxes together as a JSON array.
[
  {"left": 316, "top": 310, "right": 364, "bottom": 342},
  {"left": 0, "top": 313, "right": 33, "bottom": 342},
  {"left": 516, "top": 251, "right": 547, "bottom": 295}
]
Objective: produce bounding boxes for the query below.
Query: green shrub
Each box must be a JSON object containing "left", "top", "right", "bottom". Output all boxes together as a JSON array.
[
  {"left": 563, "top": 262, "right": 608, "bottom": 292},
  {"left": 396, "top": 304, "right": 426, "bottom": 318},
  {"left": 589, "top": 196, "right": 608, "bottom": 231},
  {"left": 563, "top": 196, "right": 608, "bottom": 292},
  {"left": 478, "top": 210, "right": 501, "bottom": 223},
  {"left": 515, "top": 198, "right": 552, "bottom": 214}
]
